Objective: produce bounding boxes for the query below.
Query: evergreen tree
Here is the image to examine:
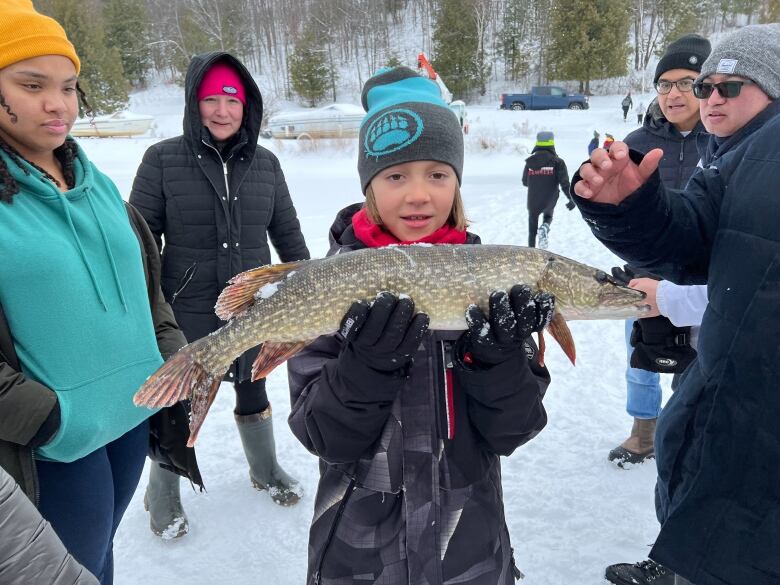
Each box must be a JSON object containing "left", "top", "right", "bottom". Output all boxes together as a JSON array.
[
  {"left": 103, "top": 0, "right": 151, "bottom": 87},
  {"left": 547, "top": 0, "right": 631, "bottom": 93},
  {"left": 289, "top": 28, "right": 331, "bottom": 107},
  {"left": 35, "top": 0, "right": 129, "bottom": 114},
  {"left": 432, "top": 0, "right": 489, "bottom": 98},
  {"left": 499, "top": 0, "right": 532, "bottom": 80},
  {"left": 658, "top": 0, "right": 700, "bottom": 53}
]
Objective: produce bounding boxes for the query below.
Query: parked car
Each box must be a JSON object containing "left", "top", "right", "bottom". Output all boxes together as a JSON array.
[
  {"left": 267, "top": 103, "right": 364, "bottom": 139},
  {"left": 70, "top": 111, "right": 155, "bottom": 137},
  {"left": 499, "top": 86, "right": 589, "bottom": 111}
]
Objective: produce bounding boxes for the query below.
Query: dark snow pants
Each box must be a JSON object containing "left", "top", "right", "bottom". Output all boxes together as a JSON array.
[
  {"left": 622, "top": 106, "right": 629, "bottom": 120},
  {"left": 528, "top": 209, "right": 554, "bottom": 248},
  {"left": 36, "top": 420, "right": 149, "bottom": 585}
]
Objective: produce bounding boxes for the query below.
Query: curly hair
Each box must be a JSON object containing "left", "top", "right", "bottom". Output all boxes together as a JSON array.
[{"left": 0, "top": 83, "right": 92, "bottom": 204}]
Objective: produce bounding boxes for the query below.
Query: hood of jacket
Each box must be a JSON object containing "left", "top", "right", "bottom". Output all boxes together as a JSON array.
[{"left": 183, "top": 52, "right": 263, "bottom": 151}]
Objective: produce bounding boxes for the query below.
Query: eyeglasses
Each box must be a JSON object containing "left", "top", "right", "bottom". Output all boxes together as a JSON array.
[
  {"left": 655, "top": 78, "right": 695, "bottom": 94},
  {"left": 692, "top": 80, "right": 755, "bottom": 99}
]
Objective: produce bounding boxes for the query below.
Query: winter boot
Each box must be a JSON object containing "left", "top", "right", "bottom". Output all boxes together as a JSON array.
[
  {"left": 605, "top": 559, "right": 674, "bottom": 585},
  {"left": 536, "top": 222, "right": 550, "bottom": 250},
  {"left": 608, "top": 417, "right": 656, "bottom": 467},
  {"left": 143, "top": 464, "right": 188, "bottom": 539},
  {"left": 235, "top": 405, "right": 303, "bottom": 506}
]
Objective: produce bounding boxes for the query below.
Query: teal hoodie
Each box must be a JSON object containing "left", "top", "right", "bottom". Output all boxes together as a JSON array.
[{"left": 0, "top": 143, "right": 162, "bottom": 462}]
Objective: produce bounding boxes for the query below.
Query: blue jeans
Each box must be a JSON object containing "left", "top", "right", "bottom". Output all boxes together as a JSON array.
[
  {"left": 36, "top": 420, "right": 149, "bottom": 585},
  {"left": 625, "top": 319, "right": 662, "bottom": 419}
]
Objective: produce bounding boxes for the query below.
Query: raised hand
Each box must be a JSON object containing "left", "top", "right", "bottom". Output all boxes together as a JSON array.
[{"left": 573, "top": 142, "right": 663, "bottom": 205}]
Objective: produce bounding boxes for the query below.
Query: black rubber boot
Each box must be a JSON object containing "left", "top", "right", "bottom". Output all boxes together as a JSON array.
[
  {"left": 235, "top": 405, "right": 303, "bottom": 506},
  {"left": 605, "top": 559, "right": 674, "bottom": 585},
  {"left": 143, "top": 464, "right": 188, "bottom": 539}
]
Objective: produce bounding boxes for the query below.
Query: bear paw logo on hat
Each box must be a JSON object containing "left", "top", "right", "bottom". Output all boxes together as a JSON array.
[{"left": 365, "top": 109, "right": 423, "bottom": 158}]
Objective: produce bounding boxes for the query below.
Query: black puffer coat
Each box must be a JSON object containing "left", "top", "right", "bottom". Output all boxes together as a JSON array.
[
  {"left": 521, "top": 146, "right": 570, "bottom": 215},
  {"left": 287, "top": 204, "right": 551, "bottom": 585},
  {"left": 129, "top": 52, "right": 309, "bottom": 382},
  {"left": 573, "top": 101, "right": 780, "bottom": 585},
  {"left": 623, "top": 99, "right": 706, "bottom": 189}
]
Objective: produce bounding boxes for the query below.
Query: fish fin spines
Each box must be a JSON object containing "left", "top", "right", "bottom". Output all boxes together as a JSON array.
[
  {"left": 187, "top": 375, "right": 222, "bottom": 447},
  {"left": 215, "top": 261, "right": 305, "bottom": 321},
  {"left": 133, "top": 348, "right": 204, "bottom": 408},
  {"left": 251, "top": 340, "right": 315, "bottom": 381},
  {"left": 548, "top": 311, "right": 576, "bottom": 365}
]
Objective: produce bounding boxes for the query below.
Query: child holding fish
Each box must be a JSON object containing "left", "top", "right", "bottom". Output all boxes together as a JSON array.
[{"left": 287, "top": 67, "right": 554, "bottom": 585}]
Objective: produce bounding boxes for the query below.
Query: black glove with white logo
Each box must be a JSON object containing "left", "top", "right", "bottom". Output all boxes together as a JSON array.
[
  {"left": 338, "top": 292, "right": 429, "bottom": 374},
  {"left": 630, "top": 317, "right": 697, "bottom": 374},
  {"left": 456, "top": 285, "right": 554, "bottom": 368}
]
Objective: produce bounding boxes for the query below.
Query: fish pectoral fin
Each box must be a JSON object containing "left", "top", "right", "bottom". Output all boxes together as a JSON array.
[
  {"left": 547, "top": 311, "right": 576, "bottom": 366},
  {"left": 251, "top": 340, "right": 315, "bottom": 381},
  {"left": 215, "top": 261, "right": 305, "bottom": 321}
]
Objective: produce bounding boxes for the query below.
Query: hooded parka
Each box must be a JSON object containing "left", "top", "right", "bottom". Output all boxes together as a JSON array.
[
  {"left": 287, "top": 204, "right": 551, "bottom": 585},
  {"left": 573, "top": 101, "right": 780, "bottom": 585},
  {"left": 129, "top": 52, "right": 309, "bottom": 381}
]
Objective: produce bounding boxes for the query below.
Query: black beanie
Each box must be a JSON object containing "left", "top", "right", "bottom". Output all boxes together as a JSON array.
[{"left": 654, "top": 34, "right": 712, "bottom": 84}]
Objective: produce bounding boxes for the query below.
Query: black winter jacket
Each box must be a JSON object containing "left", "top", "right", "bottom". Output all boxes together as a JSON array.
[
  {"left": 623, "top": 99, "right": 706, "bottom": 189},
  {"left": 129, "top": 52, "right": 309, "bottom": 382},
  {"left": 0, "top": 203, "right": 202, "bottom": 502},
  {"left": 573, "top": 101, "right": 780, "bottom": 585},
  {"left": 287, "top": 203, "right": 550, "bottom": 585},
  {"left": 521, "top": 146, "right": 571, "bottom": 215}
]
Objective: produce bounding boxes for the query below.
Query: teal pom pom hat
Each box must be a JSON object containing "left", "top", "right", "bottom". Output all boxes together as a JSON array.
[{"left": 358, "top": 66, "right": 464, "bottom": 193}]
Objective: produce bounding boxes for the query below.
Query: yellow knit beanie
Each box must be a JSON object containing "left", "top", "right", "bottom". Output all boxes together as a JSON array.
[{"left": 0, "top": 0, "right": 80, "bottom": 74}]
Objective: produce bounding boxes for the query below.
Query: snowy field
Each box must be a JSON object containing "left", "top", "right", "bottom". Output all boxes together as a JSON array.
[{"left": 77, "top": 89, "right": 673, "bottom": 585}]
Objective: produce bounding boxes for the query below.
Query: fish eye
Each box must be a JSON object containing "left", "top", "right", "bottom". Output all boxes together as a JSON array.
[{"left": 594, "top": 270, "right": 612, "bottom": 284}]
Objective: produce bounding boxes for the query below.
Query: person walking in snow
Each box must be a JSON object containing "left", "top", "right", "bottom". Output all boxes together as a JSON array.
[
  {"left": 287, "top": 66, "right": 553, "bottom": 585},
  {"left": 635, "top": 100, "right": 645, "bottom": 124},
  {"left": 588, "top": 130, "right": 600, "bottom": 155},
  {"left": 621, "top": 91, "right": 633, "bottom": 121},
  {"left": 522, "top": 131, "right": 573, "bottom": 249},
  {"left": 573, "top": 24, "right": 780, "bottom": 585},
  {"left": 130, "top": 52, "right": 310, "bottom": 538},
  {"left": 0, "top": 2, "right": 200, "bottom": 583}
]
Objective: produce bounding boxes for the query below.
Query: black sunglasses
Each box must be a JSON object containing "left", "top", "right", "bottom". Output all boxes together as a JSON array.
[{"left": 693, "top": 80, "right": 754, "bottom": 99}]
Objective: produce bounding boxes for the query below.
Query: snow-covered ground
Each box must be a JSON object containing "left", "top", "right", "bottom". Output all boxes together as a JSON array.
[{"left": 77, "top": 89, "right": 671, "bottom": 585}]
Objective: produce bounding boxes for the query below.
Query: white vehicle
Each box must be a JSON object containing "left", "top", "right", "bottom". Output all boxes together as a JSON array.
[
  {"left": 70, "top": 111, "right": 154, "bottom": 138},
  {"left": 267, "top": 103, "right": 365, "bottom": 139}
]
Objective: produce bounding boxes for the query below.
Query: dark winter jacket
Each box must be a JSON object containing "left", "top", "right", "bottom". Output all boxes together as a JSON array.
[
  {"left": 573, "top": 100, "right": 780, "bottom": 585},
  {"left": 623, "top": 99, "right": 706, "bottom": 189},
  {"left": 0, "top": 465, "right": 98, "bottom": 585},
  {"left": 287, "top": 203, "right": 551, "bottom": 585},
  {"left": 0, "top": 203, "right": 202, "bottom": 503},
  {"left": 129, "top": 51, "right": 309, "bottom": 382},
  {"left": 522, "top": 146, "right": 571, "bottom": 215}
]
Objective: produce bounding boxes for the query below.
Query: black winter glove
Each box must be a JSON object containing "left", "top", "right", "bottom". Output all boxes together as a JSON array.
[
  {"left": 338, "top": 292, "right": 430, "bottom": 374},
  {"left": 630, "top": 316, "right": 697, "bottom": 374},
  {"left": 457, "top": 285, "right": 555, "bottom": 367},
  {"left": 610, "top": 265, "right": 636, "bottom": 286},
  {"left": 565, "top": 199, "right": 576, "bottom": 211}
]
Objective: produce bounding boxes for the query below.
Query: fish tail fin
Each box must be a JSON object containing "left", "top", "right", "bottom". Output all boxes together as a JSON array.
[
  {"left": 134, "top": 338, "right": 226, "bottom": 447},
  {"left": 251, "top": 340, "right": 315, "bottom": 381},
  {"left": 547, "top": 311, "right": 576, "bottom": 365}
]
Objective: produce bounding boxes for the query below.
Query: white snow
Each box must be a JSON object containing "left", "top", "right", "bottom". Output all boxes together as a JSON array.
[{"left": 77, "top": 89, "right": 673, "bottom": 584}]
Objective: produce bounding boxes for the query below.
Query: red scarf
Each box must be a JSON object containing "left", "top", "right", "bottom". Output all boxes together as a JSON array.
[{"left": 352, "top": 208, "right": 467, "bottom": 248}]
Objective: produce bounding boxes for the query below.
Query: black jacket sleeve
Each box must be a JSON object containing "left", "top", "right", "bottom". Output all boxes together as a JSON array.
[
  {"left": 265, "top": 151, "right": 310, "bottom": 263},
  {"left": 287, "top": 335, "right": 404, "bottom": 464},
  {"left": 128, "top": 145, "right": 166, "bottom": 252},
  {"left": 556, "top": 157, "right": 571, "bottom": 198},
  {"left": 521, "top": 163, "right": 529, "bottom": 187},
  {"left": 454, "top": 338, "right": 550, "bottom": 456}
]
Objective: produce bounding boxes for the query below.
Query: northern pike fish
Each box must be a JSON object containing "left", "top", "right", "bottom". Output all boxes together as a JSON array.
[{"left": 134, "top": 244, "right": 647, "bottom": 445}]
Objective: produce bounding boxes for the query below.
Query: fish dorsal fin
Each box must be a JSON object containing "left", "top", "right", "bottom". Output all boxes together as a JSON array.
[{"left": 215, "top": 261, "right": 304, "bottom": 321}]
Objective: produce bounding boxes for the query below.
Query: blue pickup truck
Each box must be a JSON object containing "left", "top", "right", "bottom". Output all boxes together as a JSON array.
[{"left": 499, "top": 86, "right": 589, "bottom": 110}]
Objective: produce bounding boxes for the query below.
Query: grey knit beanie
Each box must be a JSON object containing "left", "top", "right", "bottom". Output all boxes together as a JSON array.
[
  {"left": 358, "top": 66, "right": 463, "bottom": 193},
  {"left": 697, "top": 24, "right": 780, "bottom": 99},
  {"left": 654, "top": 33, "right": 711, "bottom": 83}
]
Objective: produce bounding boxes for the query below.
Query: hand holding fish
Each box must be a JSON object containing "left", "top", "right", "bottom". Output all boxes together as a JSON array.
[
  {"left": 574, "top": 142, "right": 663, "bottom": 204},
  {"left": 458, "top": 285, "right": 554, "bottom": 368},
  {"left": 339, "top": 292, "right": 430, "bottom": 373}
]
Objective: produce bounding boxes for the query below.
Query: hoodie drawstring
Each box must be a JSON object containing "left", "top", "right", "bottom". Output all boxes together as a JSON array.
[
  {"left": 57, "top": 192, "right": 128, "bottom": 312},
  {"left": 87, "top": 194, "right": 128, "bottom": 312}
]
